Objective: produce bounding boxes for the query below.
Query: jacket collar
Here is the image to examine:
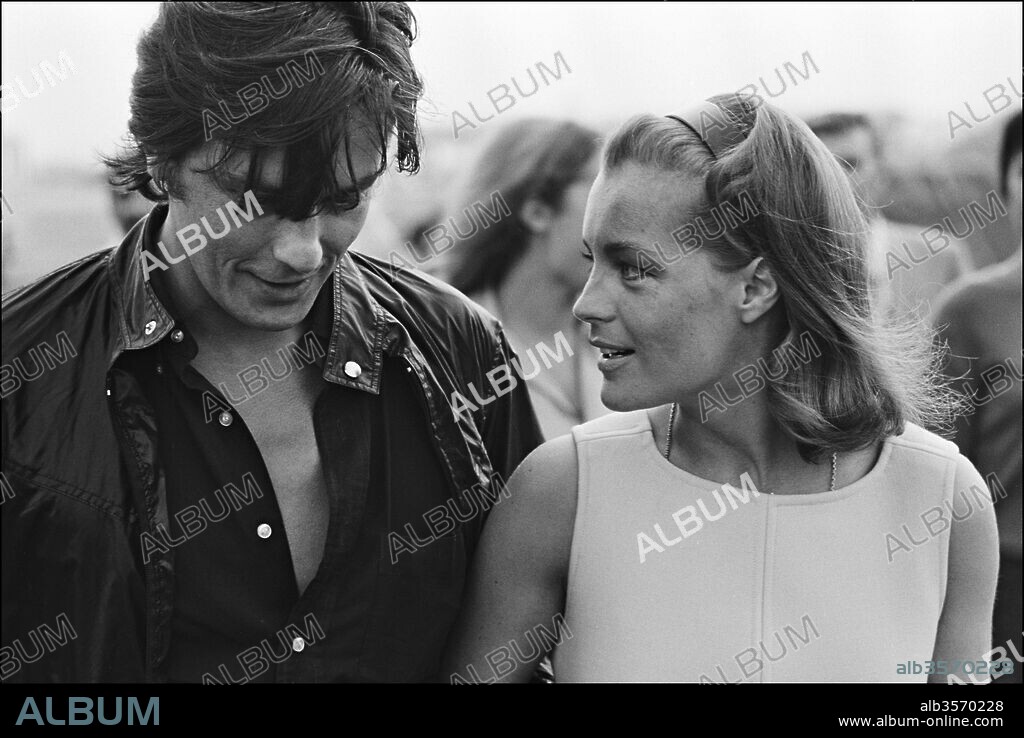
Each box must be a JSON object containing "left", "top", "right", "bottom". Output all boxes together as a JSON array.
[{"left": 107, "top": 203, "right": 387, "bottom": 394}]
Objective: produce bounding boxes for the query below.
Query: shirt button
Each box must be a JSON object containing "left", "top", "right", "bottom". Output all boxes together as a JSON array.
[
  {"left": 156, "top": 364, "right": 164, "bottom": 375},
  {"left": 257, "top": 523, "right": 272, "bottom": 539},
  {"left": 344, "top": 361, "right": 362, "bottom": 378},
  {"left": 292, "top": 637, "right": 305, "bottom": 652},
  {"left": 144, "top": 320, "right": 157, "bottom": 336},
  {"left": 218, "top": 411, "right": 233, "bottom": 427},
  {"left": 171, "top": 329, "right": 185, "bottom": 343}
]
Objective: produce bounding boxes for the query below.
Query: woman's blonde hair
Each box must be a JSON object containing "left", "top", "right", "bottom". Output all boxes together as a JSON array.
[{"left": 604, "top": 94, "right": 961, "bottom": 462}]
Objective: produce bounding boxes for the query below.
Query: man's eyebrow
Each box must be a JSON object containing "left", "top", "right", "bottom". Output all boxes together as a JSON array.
[
  {"left": 347, "top": 172, "right": 382, "bottom": 192},
  {"left": 220, "top": 172, "right": 274, "bottom": 193},
  {"left": 218, "top": 171, "right": 381, "bottom": 194}
]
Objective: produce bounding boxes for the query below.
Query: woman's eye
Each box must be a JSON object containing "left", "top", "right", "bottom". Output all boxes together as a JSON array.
[
  {"left": 579, "top": 247, "right": 593, "bottom": 261},
  {"left": 620, "top": 260, "right": 642, "bottom": 281}
]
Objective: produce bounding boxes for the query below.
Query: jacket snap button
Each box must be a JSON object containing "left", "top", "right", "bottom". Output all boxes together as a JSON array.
[
  {"left": 144, "top": 320, "right": 157, "bottom": 335},
  {"left": 344, "top": 361, "right": 362, "bottom": 379}
]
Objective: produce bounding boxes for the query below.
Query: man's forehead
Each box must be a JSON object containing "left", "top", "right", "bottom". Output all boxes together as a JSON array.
[{"left": 199, "top": 135, "right": 384, "bottom": 190}]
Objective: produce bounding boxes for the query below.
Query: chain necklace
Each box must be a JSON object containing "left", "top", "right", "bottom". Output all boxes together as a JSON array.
[{"left": 663, "top": 402, "right": 838, "bottom": 492}]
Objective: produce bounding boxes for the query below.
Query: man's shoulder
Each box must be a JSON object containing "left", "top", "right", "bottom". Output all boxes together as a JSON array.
[
  {"left": 350, "top": 250, "right": 504, "bottom": 353},
  {"left": 934, "top": 258, "right": 1021, "bottom": 328},
  {"left": 881, "top": 218, "right": 973, "bottom": 293},
  {"left": 2, "top": 247, "right": 116, "bottom": 358}
]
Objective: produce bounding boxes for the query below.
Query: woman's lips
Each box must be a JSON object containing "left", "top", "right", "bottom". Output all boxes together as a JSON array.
[{"left": 596, "top": 348, "right": 635, "bottom": 372}]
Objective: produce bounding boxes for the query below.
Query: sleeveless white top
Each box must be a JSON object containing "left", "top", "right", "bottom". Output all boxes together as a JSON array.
[{"left": 552, "top": 410, "right": 986, "bottom": 683}]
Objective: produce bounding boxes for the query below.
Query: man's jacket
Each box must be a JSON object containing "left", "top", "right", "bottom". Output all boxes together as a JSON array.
[{"left": 1, "top": 208, "right": 543, "bottom": 682}]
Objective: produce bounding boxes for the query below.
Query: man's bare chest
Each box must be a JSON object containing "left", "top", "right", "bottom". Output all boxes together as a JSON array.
[{"left": 197, "top": 354, "right": 330, "bottom": 593}]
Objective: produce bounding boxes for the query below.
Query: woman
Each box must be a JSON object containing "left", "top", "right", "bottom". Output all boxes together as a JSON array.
[
  {"left": 443, "top": 118, "right": 607, "bottom": 439},
  {"left": 443, "top": 94, "right": 999, "bottom": 683}
]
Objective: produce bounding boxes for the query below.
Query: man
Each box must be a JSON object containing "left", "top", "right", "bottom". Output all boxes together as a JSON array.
[
  {"left": 808, "top": 112, "right": 974, "bottom": 323},
  {"left": 1, "top": 2, "right": 542, "bottom": 683},
  {"left": 934, "top": 110, "right": 1022, "bottom": 683}
]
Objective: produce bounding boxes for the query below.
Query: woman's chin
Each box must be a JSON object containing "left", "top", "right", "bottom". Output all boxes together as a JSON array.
[{"left": 599, "top": 388, "right": 653, "bottom": 413}]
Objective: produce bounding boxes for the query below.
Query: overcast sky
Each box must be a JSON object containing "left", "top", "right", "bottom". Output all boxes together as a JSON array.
[{"left": 2, "top": 1, "right": 1021, "bottom": 167}]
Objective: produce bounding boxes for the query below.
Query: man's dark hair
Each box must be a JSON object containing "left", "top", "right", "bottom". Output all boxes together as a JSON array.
[
  {"left": 105, "top": 1, "right": 423, "bottom": 221},
  {"left": 998, "top": 109, "right": 1022, "bottom": 197}
]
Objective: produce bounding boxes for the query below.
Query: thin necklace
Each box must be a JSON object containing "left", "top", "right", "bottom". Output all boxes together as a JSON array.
[{"left": 663, "top": 402, "right": 838, "bottom": 492}]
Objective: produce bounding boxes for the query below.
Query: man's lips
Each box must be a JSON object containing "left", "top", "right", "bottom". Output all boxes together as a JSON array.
[{"left": 251, "top": 273, "right": 317, "bottom": 287}]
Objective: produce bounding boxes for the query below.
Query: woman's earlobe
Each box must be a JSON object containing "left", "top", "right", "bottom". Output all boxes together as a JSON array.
[
  {"left": 519, "top": 198, "right": 555, "bottom": 235},
  {"left": 739, "top": 256, "right": 781, "bottom": 323}
]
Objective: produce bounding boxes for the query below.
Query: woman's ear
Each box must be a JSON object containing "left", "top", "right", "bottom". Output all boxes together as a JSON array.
[
  {"left": 737, "top": 256, "right": 781, "bottom": 324},
  {"left": 519, "top": 198, "right": 556, "bottom": 235}
]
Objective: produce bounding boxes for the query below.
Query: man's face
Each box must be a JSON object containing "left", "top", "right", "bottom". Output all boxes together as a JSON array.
[
  {"left": 817, "top": 125, "right": 883, "bottom": 207},
  {"left": 157, "top": 131, "right": 382, "bottom": 332}
]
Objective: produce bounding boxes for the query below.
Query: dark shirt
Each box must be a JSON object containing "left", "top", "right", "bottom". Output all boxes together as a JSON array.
[
  {"left": 935, "top": 256, "right": 1022, "bottom": 558},
  {"left": 117, "top": 282, "right": 467, "bottom": 683}
]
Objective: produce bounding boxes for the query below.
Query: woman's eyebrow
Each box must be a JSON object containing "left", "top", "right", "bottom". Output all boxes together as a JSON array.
[{"left": 604, "top": 241, "right": 657, "bottom": 260}]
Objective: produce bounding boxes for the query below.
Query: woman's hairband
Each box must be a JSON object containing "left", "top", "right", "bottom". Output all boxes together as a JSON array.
[{"left": 666, "top": 95, "right": 755, "bottom": 159}]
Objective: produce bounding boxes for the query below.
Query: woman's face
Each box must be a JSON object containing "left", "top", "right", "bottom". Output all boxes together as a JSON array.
[
  {"left": 542, "top": 152, "right": 602, "bottom": 298},
  {"left": 573, "top": 162, "right": 748, "bottom": 412}
]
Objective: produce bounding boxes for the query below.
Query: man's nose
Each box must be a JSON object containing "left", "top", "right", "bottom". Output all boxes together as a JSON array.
[{"left": 268, "top": 218, "right": 325, "bottom": 275}]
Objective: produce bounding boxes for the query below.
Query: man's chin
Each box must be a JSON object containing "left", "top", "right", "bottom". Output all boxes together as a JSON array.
[{"left": 227, "top": 300, "right": 314, "bottom": 332}]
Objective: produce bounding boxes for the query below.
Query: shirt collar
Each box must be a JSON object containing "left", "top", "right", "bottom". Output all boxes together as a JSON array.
[{"left": 109, "top": 203, "right": 388, "bottom": 394}]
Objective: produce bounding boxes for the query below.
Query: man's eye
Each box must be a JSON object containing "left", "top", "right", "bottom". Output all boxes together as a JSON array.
[
  {"left": 234, "top": 191, "right": 275, "bottom": 214},
  {"left": 579, "top": 247, "right": 593, "bottom": 261},
  {"left": 324, "top": 192, "right": 362, "bottom": 213}
]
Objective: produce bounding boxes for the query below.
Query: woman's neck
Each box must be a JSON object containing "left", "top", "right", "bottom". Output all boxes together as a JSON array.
[{"left": 674, "top": 391, "right": 796, "bottom": 483}]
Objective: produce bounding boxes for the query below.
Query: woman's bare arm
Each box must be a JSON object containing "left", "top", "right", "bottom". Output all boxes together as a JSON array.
[
  {"left": 928, "top": 456, "right": 1000, "bottom": 684},
  {"left": 443, "top": 434, "right": 579, "bottom": 683}
]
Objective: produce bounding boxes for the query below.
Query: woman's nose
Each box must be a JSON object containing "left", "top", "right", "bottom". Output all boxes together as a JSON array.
[{"left": 572, "top": 273, "right": 614, "bottom": 325}]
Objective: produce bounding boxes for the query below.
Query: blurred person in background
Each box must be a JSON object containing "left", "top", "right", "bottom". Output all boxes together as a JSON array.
[
  {"left": 445, "top": 94, "right": 997, "bottom": 683},
  {"left": 809, "top": 113, "right": 974, "bottom": 323},
  {"left": 110, "top": 187, "right": 154, "bottom": 234},
  {"left": 444, "top": 118, "right": 607, "bottom": 439},
  {"left": 934, "top": 109, "right": 1022, "bottom": 682}
]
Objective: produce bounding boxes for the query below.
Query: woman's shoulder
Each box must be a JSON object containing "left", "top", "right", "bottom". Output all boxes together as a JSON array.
[
  {"left": 886, "top": 422, "right": 987, "bottom": 491},
  {"left": 509, "top": 410, "right": 654, "bottom": 509},
  {"left": 887, "top": 422, "right": 960, "bottom": 459}
]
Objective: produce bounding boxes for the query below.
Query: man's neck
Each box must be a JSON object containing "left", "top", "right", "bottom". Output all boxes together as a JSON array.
[{"left": 150, "top": 258, "right": 313, "bottom": 366}]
